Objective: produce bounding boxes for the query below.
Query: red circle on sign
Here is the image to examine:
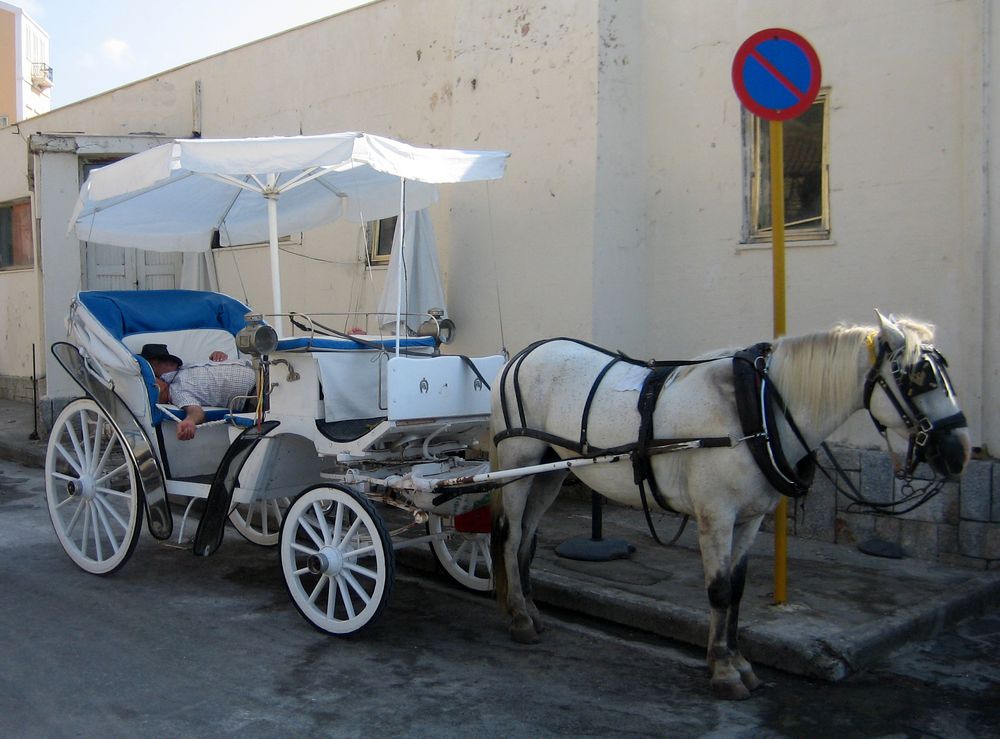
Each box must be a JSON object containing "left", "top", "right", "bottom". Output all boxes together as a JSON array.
[{"left": 732, "top": 28, "right": 821, "bottom": 121}]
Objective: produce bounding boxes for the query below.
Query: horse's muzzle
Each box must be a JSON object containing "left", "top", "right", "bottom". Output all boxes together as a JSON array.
[{"left": 920, "top": 426, "right": 971, "bottom": 479}]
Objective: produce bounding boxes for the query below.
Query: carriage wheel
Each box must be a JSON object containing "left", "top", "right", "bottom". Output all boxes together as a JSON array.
[
  {"left": 280, "top": 484, "right": 394, "bottom": 635},
  {"left": 427, "top": 511, "right": 493, "bottom": 592},
  {"left": 45, "top": 398, "right": 141, "bottom": 575},
  {"left": 229, "top": 495, "right": 291, "bottom": 546}
]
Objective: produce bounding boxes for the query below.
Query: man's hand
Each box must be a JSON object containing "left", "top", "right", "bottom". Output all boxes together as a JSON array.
[
  {"left": 176, "top": 405, "right": 206, "bottom": 441},
  {"left": 209, "top": 351, "right": 229, "bottom": 362},
  {"left": 177, "top": 418, "right": 197, "bottom": 441}
]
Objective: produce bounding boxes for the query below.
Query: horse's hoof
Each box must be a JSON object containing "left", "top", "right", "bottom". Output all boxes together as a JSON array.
[
  {"left": 509, "top": 616, "right": 540, "bottom": 644},
  {"left": 509, "top": 625, "right": 540, "bottom": 644},
  {"left": 710, "top": 677, "right": 752, "bottom": 701},
  {"left": 739, "top": 668, "right": 763, "bottom": 692}
]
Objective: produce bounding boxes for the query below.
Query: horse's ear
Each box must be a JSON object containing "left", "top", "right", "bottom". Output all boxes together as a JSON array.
[{"left": 875, "top": 309, "right": 906, "bottom": 351}]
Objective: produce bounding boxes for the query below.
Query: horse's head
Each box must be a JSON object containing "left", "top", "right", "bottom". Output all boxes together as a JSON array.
[{"left": 863, "top": 311, "right": 970, "bottom": 478}]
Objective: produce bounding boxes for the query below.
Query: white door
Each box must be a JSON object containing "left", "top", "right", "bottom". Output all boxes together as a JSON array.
[
  {"left": 83, "top": 243, "right": 183, "bottom": 291},
  {"left": 80, "top": 159, "right": 182, "bottom": 291}
]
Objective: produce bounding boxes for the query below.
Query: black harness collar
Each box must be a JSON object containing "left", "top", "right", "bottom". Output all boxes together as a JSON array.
[{"left": 733, "top": 343, "right": 816, "bottom": 497}]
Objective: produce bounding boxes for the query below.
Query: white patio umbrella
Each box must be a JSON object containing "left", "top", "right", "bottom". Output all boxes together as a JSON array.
[{"left": 70, "top": 132, "right": 509, "bottom": 336}]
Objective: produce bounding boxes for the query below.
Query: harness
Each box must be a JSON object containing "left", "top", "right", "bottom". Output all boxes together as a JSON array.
[{"left": 493, "top": 338, "right": 815, "bottom": 541}]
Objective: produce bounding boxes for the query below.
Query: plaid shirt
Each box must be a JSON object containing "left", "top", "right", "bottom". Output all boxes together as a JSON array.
[{"left": 162, "top": 361, "right": 255, "bottom": 409}]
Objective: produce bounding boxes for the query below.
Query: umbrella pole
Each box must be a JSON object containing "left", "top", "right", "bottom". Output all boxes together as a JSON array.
[
  {"left": 395, "top": 177, "right": 405, "bottom": 356},
  {"left": 266, "top": 178, "right": 283, "bottom": 338}
]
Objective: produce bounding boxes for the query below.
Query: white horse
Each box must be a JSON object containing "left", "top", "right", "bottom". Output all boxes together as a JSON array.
[{"left": 489, "top": 312, "right": 970, "bottom": 700}]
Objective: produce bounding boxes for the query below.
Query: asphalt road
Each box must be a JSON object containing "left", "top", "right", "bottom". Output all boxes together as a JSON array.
[{"left": 2, "top": 458, "right": 998, "bottom": 737}]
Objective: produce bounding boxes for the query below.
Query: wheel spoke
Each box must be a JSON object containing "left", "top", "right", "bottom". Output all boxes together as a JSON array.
[
  {"left": 92, "top": 415, "right": 107, "bottom": 471},
  {"left": 63, "top": 496, "right": 85, "bottom": 534},
  {"left": 312, "top": 501, "right": 331, "bottom": 543},
  {"left": 338, "top": 516, "right": 362, "bottom": 552},
  {"left": 93, "top": 495, "right": 122, "bottom": 551},
  {"left": 65, "top": 421, "right": 86, "bottom": 472},
  {"left": 341, "top": 570, "right": 372, "bottom": 605},
  {"left": 94, "top": 462, "right": 130, "bottom": 487},
  {"left": 336, "top": 576, "right": 357, "bottom": 620},
  {"left": 79, "top": 501, "right": 91, "bottom": 557},
  {"left": 344, "top": 561, "right": 378, "bottom": 581},
  {"left": 93, "top": 491, "right": 128, "bottom": 531},
  {"left": 78, "top": 410, "right": 94, "bottom": 470},
  {"left": 54, "top": 442, "right": 83, "bottom": 477},
  {"left": 297, "top": 516, "right": 324, "bottom": 550},
  {"left": 331, "top": 500, "right": 345, "bottom": 546},
  {"left": 90, "top": 504, "right": 104, "bottom": 561},
  {"left": 341, "top": 543, "right": 376, "bottom": 559},
  {"left": 307, "top": 574, "right": 328, "bottom": 605},
  {"left": 291, "top": 541, "right": 317, "bottom": 556}
]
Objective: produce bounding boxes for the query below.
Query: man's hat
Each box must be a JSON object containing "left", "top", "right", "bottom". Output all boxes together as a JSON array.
[{"left": 139, "top": 343, "right": 183, "bottom": 367}]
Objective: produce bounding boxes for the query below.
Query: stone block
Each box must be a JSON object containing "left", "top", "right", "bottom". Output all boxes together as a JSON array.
[
  {"left": 822, "top": 444, "right": 860, "bottom": 472},
  {"left": 896, "top": 478, "right": 959, "bottom": 524},
  {"left": 795, "top": 476, "right": 835, "bottom": 542},
  {"left": 834, "top": 511, "right": 875, "bottom": 546},
  {"left": 937, "top": 523, "right": 959, "bottom": 554},
  {"left": 993, "top": 463, "right": 1000, "bottom": 523},
  {"left": 939, "top": 552, "right": 988, "bottom": 570},
  {"left": 860, "top": 450, "right": 894, "bottom": 505},
  {"left": 898, "top": 520, "right": 939, "bottom": 560},
  {"left": 873, "top": 515, "right": 901, "bottom": 544},
  {"left": 959, "top": 460, "right": 992, "bottom": 521},
  {"left": 958, "top": 520, "right": 1000, "bottom": 560}
]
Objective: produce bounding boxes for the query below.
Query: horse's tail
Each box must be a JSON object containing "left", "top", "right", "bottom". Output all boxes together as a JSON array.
[{"left": 490, "top": 489, "right": 510, "bottom": 608}]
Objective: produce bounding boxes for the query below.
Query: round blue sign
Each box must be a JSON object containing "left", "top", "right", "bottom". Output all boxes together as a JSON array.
[{"left": 732, "top": 28, "right": 821, "bottom": 121}]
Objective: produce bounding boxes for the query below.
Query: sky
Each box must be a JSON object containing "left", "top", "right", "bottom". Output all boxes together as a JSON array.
[{"left": 12, "top": 0, "right": 369, "bottom": 108}]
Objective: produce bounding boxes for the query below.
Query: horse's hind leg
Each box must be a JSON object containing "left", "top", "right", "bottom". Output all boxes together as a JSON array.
[
  {"left": 492, "top": 447, "right": 565, "bottom": 644},
  {"left": 517, "top": 469, "right": 568, "bottom": 635}
]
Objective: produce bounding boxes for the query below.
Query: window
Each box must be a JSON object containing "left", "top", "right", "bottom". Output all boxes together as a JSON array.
[
  {"left": 0, "top": 200, "right": 33, "bottom": 269},
  {"left": 746, "top": 90, "right": 830, "bottom": 242},
  {"left": 365, "top": 216, "right": 397, "bottom": 264}
]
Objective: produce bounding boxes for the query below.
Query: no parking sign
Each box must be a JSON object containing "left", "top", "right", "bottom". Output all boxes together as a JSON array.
[{"left": 732, "top": 28, "right": 821, "bottom": 121}]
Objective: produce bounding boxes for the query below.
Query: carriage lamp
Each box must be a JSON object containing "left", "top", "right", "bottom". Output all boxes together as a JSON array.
[
  {"left": 417, "top": 308, "right": 456, "bottom": 345},
  {"left": 236, "top": 313, "right": 279, "bottom": 356}
]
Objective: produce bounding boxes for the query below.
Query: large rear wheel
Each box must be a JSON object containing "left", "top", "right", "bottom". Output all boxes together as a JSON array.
[
  {"left": 45, "top": 398, "right": 141, "bottom": 574},
  {"left": 280, "top": 485, "right": 394, "bottom": 635}
]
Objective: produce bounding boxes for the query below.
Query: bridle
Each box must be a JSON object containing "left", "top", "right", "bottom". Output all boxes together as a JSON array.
[{"left": 862, "top": 333, "right": 966, "bottom": 476}]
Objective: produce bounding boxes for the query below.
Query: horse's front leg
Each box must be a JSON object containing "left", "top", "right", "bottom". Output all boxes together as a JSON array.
[
  {"left": 726, "top": 515, "right": 765, "bottom": 693},
  {"left": 697, "top": 513, "right": 751, "bottom": 700}
]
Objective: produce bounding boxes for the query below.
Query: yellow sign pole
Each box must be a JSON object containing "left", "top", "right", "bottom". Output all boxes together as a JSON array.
[{"left": 769, "top": 118, "right": 788, "bottom": 605}]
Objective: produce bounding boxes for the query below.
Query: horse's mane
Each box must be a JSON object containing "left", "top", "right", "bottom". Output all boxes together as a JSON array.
[{"left": 768, "top": 317, "right": 936, "bottom": 427}]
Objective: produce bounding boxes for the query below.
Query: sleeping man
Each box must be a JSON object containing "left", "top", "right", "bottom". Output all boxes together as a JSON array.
[{"left": 140, "top": 343, "right": 256, "bottom": 441}]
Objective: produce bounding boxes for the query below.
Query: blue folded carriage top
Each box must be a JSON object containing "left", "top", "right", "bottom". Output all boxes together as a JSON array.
[
  {"left": 79, "top": 290, "right": 252, "bottom": 339},
  {"left": 275, "top": 336, "right": 436, "bottom": 351}
]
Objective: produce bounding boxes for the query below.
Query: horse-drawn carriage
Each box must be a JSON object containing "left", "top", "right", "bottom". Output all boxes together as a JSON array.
[{"left": 47, "top": 131, "right": 974, "bottom": 699}]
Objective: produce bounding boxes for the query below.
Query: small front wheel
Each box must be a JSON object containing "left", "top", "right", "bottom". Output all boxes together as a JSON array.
[
  {"left": 45, "top": 398, "right": 141, "bottom": 574},
  {"left": 280, "top": 485, "right": 394, "bottom": 635}
]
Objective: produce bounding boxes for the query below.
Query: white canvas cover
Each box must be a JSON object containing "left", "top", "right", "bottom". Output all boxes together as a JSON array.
[
  {"left": 69, "top": 132, "right": 508, "bottom": 337},
  {"left": 376, "top": 209, "right": 447, "bottom": 334},
  {"left": 71, "top": 132, "right": 509, "bottom": 252}
]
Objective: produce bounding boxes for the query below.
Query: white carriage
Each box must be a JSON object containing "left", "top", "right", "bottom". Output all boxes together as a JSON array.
[{"left": 45, "top": 133, "right": 509, "bottom": 635}]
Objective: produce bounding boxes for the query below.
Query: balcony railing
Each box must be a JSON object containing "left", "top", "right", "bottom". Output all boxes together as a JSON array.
[{"left": 30, "top": 63, "right": 53, "bottom": 90}]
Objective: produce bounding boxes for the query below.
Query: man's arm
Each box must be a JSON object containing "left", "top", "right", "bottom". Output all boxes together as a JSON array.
[{"left": 177, "top": 405, "right": 206, "bottom": 440}]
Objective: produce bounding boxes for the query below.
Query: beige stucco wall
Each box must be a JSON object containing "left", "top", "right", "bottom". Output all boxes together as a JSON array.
[
  {"left": 0, "top": 0, "right": 994, "bottom": 452},
  {"left": 0, "top": 9, "right": 15, "bottom": 123}
]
